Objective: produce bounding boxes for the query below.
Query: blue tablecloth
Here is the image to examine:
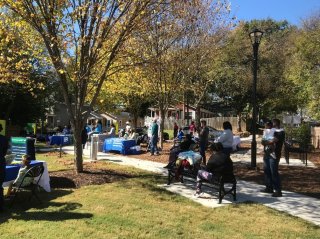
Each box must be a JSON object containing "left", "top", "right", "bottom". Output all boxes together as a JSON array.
[
  {"left": 49, "top": 135, "right": 72, "bottom": 146},
  {"left": 103, "top": 138, "right": 136, "bottom": 155},
  {"left": 4, "top": 160, "right": 43, "bottom": 182}
]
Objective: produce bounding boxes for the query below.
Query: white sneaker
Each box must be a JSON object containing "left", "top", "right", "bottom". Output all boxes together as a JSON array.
[{"left": 194, "top": 192, "right": 203, "bottom": 198}]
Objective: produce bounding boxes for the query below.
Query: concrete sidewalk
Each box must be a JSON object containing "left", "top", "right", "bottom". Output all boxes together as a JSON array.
[{"left": 62, "top": 145, "right": 320, "bottom": 226}]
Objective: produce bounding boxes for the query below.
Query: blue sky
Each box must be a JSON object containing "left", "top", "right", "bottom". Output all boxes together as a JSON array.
[{"left": 230, "top": 0, "right": 320, "bottom": 26}]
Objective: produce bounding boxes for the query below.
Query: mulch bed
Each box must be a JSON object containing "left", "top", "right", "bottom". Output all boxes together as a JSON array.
[
  {"left": 49, "top": 142, "right": 320, "bottom": 199},
  {"left": 50, "top": 161, "right": 134, "bottom": 189}
]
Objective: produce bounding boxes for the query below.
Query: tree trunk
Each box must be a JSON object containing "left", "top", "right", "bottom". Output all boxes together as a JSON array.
[
  {"left": 72, "top": 119, "right": 84, "bottom": 173},
  {"left": 237, "top": 112, "right": 242, "bottom": 132},
  {"left": 4, "top": 97, "right": 15, "bottom": 121},
  {"left": 195, "top": 104, "right": 201, "bottom": 133},
  {"left": 133, "top": 115, "right": 138, "bottom": 129}
]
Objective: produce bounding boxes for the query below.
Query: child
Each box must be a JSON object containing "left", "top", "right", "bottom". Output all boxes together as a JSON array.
[
  {"left": 262, "top": 121, "right": 275, "bottom": 157},
  {"left": 6, "top": 155, "right": 33, "bottom": 197}
]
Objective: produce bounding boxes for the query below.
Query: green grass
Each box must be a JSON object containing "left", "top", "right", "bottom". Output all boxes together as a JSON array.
[
  {"left": 1, "top": 154, "right": 319, "bottom": 238},
  {"left": 36, "top": 151, "right": 76, "bottom": 172}
]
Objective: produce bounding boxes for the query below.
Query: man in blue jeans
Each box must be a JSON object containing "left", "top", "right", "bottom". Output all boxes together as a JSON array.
[
  {"left": 150, "top": 119, "right": 159, "bottom": 156},
  {"left": 199, "top": 120, "right": 209, "bottom": 164},
  {"left": 261, "top": 119, "right": 285, "bottom": 197},
  {"left": 0, "top": 124, "right": 9, "bottom": 212}
]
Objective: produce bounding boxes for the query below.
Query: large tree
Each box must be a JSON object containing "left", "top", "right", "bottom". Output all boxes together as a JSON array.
[
  {"left": 286, "top": 11, "right": 320, "bottom": 119},
  {"left": 0, "top": 12, "right": 55, "bottom": 126},
  {"left": 178, "top": 0, "right": 232, "bottom": 129},
  {"left": 213, "top": 19, "right": 298, "bottom": 131},
  {"left": 0, "top": 0, "right": 160, "bottom": 172}
]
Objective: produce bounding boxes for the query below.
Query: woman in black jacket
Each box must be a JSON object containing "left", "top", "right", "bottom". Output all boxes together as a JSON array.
[{"left": 194, "top": 142, "right": 233, "bottom": 197}]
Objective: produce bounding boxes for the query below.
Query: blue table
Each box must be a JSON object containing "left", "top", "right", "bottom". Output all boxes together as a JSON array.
[
  {"left": 4, "top": 161, "right": 43, "bottom": 182},
  {"left": 103, "top": 138, "right": 136, "bottom": 155},
  {"left": 49, "top": 135, "right": 72, "bottom": 146}
]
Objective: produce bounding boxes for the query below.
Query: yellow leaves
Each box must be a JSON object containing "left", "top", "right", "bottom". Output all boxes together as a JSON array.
[{"left": 58, "top": 69, "right": 65, "bottom": 74}]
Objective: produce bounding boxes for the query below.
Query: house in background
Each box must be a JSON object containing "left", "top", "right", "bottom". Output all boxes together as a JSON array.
[
  {"left": 88, "top": 111, "right": 145, "bottom": 132},
  {"left": 46, "top": 102, "right": 145, "bottom": 132},
  {"left": 46, "top": 102, "right": 75, "bottom": 129}
]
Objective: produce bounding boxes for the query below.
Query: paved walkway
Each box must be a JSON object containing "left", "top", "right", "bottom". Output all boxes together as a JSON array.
[{"left": 62, "top": 145, "right": 320, "bottom": 226}]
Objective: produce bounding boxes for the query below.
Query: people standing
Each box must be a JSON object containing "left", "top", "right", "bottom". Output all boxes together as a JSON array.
[
  {"left": 150, "top": 119, "right": 159, "bottom": 156},
  {"left": 125, "top": 120, "right": 132, "bottom": 134},
  {"left": 108, "top": 123, "right": 116, "bottom": 137},
  {"left": 189, "top": 121, "right": 196, "bottom": 136},
  {"left": 216, "top": 121, "right": 234, "bottom": 156},
  {"left": 261, "top": 118, "right": 285, "bottom": 197},
  {"left": 199, "top": 120, "right": 209, "bottom": 164},
  {"left": 88, "top": 119, "right": 102, "bottom": 140},
  {"left": 81, "top": 126, "right": 88, "bottom": 149},
  {"left": 95, "top": 120, "right": 103, "bottom": 134},
  {"left": 173, "top": 122, "right": 179, "bottom": 139},
  {"left": 0, "top": 124, "right": 8, "bottom": 212}
]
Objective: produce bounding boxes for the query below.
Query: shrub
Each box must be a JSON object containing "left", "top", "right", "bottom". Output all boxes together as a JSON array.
[{"left": 285, "top": 123, "right": 311, "bottom": 149}]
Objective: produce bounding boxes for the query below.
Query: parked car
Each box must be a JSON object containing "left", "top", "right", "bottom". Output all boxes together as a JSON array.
[{"left": 207, "top": 126, "right": 223, "bottom": 140}]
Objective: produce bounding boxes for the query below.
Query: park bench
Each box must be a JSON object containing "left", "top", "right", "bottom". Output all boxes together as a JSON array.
[
  {"left": 166, "top": 162, "right": 237, "bottom": 204},
  {"left": 284, "top": 140, "right": 312, "bottom": 166}
]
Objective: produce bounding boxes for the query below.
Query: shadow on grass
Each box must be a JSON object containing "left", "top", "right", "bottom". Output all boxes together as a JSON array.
[{"left": 0, "top": 189, "right": 93, "bottom": 223}]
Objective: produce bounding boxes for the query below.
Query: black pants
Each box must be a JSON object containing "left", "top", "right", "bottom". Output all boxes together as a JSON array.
[{"left": 0, "top": 163, "right": 5, "bottom": 210}]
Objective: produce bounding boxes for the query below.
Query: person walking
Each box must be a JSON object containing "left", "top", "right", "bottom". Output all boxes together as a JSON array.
[
  {"left": 199, "top": 120, "right": 209, "bottom": 164},
  {"left": 81, "top": 126, "right": 88, "bottom": 149},
  {"left": 261, "top": 118, "right": 285, "bottom": 197},
  {"left": 0, "top": 124, "right": 9, "bottom": 212},
  {"left": 150, "top": 119, "right": 159, "bottom": 156}
]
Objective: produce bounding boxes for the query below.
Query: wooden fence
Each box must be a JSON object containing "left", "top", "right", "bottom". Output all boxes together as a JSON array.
[
  {"left": 311, "top": 127, "right": 320, "bottom": 148},
  {"left": 145, "top": 116, "right": 246, "bottom": 131}
]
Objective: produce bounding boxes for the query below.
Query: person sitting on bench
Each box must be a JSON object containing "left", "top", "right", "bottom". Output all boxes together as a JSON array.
[
  {"left": 164, "top": 134, "right": 194, "bottom": 169},
  {"left": 194, "top": 142, "right": 234, "bottom": 197},
  {"left": 6, "top": 155, "right": 33, "bottom": 197}
]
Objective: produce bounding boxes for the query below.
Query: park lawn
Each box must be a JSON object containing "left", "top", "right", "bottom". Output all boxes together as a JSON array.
[
  {"left": 1, "top": 156, "right": 319, "bottom": 238},
  {"left": 36, "top": 151, "right": 76, "bottom": 172}
]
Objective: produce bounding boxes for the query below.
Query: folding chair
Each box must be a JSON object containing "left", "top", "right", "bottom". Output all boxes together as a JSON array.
[{"left": 10, "top": 164, "right": 45, "bottom": 206}]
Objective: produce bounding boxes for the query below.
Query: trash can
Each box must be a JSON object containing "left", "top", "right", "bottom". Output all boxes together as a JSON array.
[
  {"left": 97, "top": 134, "right": 110, "bottom": 152},
  {"left": 11, "top": 137, "right": 36, "bottom": 161},
  {"left": 90, "top": 135, "right": 99, "bottom": 160}
]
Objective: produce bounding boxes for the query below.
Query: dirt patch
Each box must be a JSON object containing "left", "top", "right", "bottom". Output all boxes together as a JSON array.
[
  {"left": 234, "top": 162, "right": 320, "bottom": 199},
  {"left": 49, "top": 158, "right": 134, "bottom": 189}
]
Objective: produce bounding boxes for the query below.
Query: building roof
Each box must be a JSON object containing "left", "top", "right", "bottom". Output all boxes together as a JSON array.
[{"left": 88, "top": 111, "right": 103, "bottom": 119}]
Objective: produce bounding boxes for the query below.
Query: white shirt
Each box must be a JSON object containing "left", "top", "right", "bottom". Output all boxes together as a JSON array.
[
  {"left": 263, "top": 128, "right": 275, "bottom": 141},
  {"left": 125, "top": 124, "right": 131, "bottom": 133},
  {"left": 217, "top": 129, "right": 233, "bottom": 148},
  {"left": 108, "top": 127, "right": 115, "bottom": 136}
]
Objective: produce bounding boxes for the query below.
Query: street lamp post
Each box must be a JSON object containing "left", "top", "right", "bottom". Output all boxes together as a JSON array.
[{"left": 249, "top": 29, "right": 263, "bottom": 168}]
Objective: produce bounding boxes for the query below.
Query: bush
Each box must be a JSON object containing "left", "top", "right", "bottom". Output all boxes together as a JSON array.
[{"left": 285, "top": 123, "right": 311, "bottom": 149}]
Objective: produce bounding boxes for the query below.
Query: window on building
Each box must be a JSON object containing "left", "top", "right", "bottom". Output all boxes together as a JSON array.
[{"left": 184, "top": 112, "right": 192, "bottom": 120}]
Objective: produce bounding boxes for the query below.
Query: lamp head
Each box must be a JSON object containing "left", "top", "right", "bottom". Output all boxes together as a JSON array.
[{"left": 249, "top": 28, "right": 264, "bottom": 45}]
